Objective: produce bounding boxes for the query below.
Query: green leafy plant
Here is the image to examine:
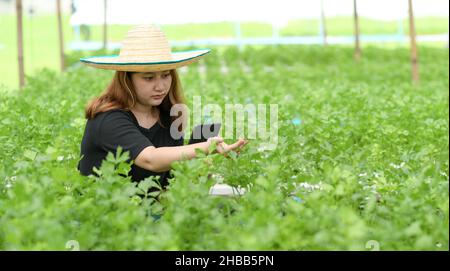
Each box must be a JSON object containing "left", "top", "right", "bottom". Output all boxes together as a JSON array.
[{"left": 0, "top": 45, "right": 448, "bottom": 250}]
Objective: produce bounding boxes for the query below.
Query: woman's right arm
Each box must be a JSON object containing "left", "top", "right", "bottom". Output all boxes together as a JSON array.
[{"left": 134, "top": 137, "right": 247, "bottom": 173}]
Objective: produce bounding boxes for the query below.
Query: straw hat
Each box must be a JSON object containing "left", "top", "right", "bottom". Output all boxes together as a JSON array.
[{"left": 80, "top": 24, "right": 210, "bottom": 72}]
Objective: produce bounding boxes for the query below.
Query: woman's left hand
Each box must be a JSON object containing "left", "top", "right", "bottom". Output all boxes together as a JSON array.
[{"left": 216, "top": 138, "right": 248, "bottom": 156}]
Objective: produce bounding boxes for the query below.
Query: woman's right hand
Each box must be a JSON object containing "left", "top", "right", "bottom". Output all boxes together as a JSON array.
[{"left": 207, "top": 136, "right": 248, "bottom": 156}]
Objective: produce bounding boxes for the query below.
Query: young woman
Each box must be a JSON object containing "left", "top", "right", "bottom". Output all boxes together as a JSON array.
[{"left": 78, "top": 25, "right": 247, "bottom": 186}]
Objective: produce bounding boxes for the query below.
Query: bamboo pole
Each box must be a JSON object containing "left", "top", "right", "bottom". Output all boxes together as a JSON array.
[
  {"left": 408, "top": 0, "right": 420, "bottom": 83},
  {"left": 16, "top": 0, "right": 25, "bottom": 88},
  {"left": 320, "top": 0, "right": 327, "bottom": 45},
  {"left": 353, "top": 0, "right": 361, "bottom": 61},
  {"left": 56, "top": 0, "right": 65, "bottom": 72},
  {"left": 103, "top": 0, "right": 108, "bottom": 50}
]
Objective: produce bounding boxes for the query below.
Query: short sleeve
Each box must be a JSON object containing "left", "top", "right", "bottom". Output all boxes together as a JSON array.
[{"left": 98, "top": 111, "right": 153, "bottom": 161}]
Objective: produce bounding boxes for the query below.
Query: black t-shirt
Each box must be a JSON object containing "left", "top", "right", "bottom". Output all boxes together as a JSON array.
[{"left": 77, "top": 109, "right": 183, "bottom": 186}]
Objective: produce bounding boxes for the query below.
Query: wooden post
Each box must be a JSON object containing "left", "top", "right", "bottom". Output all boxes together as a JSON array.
[
  {"left": 16, "top": 0, "right": 25, "bottom": 88},
  {"left": 353, "top": 0, "right": 361, "bottom": 61},
  {"left": 408, "top": 0, "right": 420, "bottom": 83},
  {"left": 320, "top": 0, "right": 327, "bottom": 45},
  {"left": 103, "top": 0, "right": 108, "bottom": 50},
  {"left": 56, "top": 0, "right": 65, "bottom": 72}
]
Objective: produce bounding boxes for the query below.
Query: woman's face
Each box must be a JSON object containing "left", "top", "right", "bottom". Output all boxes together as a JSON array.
[{"left": 130, "top": 70, "right": 172, "bottom": 107}]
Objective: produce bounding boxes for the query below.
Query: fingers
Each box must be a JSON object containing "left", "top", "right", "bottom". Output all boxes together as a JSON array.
[
  {"left": 236, "top": 138, "right": 249, "bottom": 150},
  {"left": 210, "top": 138, "right": 249, "bottom": 156},
  {"left": 223, "top": 139, "right": 247, "bottom": 152},
  {"left": 239, "top": 138, "right": 249, "bottom": 147},
  {"left": 235, "top": 139, "right": 249, "bottom": 155}
]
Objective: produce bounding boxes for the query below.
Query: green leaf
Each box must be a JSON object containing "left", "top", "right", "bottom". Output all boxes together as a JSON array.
[{"left": 23, "top": 150, "right": 37, "bottom": 161}]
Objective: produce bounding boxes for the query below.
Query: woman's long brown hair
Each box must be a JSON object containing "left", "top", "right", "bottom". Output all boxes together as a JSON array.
[{"left": 85, "top": 70, "right": 186, "bottom": 127}]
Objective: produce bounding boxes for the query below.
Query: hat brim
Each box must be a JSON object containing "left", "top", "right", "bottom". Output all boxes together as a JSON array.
[{"left": 80, "top": 49, "right": 211, "bottom": 72}]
